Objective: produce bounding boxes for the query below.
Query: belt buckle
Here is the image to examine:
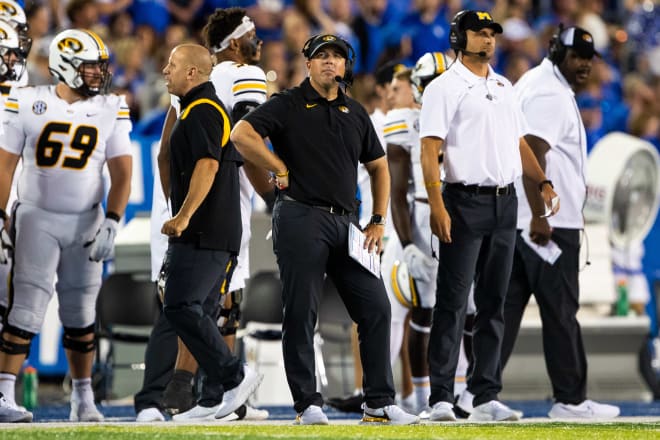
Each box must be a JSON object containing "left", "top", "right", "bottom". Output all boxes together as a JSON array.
[{"left": 496, "top": 185, "right": 508, "bottom": 196}]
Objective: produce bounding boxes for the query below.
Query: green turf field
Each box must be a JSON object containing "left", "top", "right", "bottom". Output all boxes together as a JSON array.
[{"left": 1, "top": 423, "right": 659, "bottom": 440}]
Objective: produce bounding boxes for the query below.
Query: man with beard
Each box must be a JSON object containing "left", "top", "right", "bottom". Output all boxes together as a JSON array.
[{"left": 499, "top": 25, "right": 620, "bottom": 420}]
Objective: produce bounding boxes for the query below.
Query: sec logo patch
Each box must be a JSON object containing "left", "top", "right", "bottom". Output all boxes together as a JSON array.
[{"left": 32, "top": 100, "right": 47, "bottom": 115}]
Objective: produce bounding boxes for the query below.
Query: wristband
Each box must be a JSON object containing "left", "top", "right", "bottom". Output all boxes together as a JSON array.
[
  {"left": 276, "top": 170, "right": 289, "bottom": 178},
  {"left": 425, "top": 181, "right": 441, "bottom": 188},
  {"left": 106, "top": 211, "right": 121, "bottom": 222},
  {"left": 539, "top": 179, "right": 554, "bottom": 192}
]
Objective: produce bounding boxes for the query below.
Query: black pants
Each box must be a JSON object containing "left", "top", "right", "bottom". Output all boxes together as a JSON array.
[
  {"left": 163, "top": 242, "right": 242, "bottom": 406},
  {"left": 501, "top": 228, "right": 587, "bottom": 404},
  {"left": 272, "top": 198, "right": 395, "bottom": 413},
  {"left": 134, "top": 296, "right": 177, "bottom": 413},
  {"left": 428, "top": 187, "right": 517, "bottom": 407}
]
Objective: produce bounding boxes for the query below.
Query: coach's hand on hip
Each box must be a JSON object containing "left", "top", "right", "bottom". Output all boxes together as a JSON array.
[{"left": 162, "top": 214, "right": 190, "bottom": 237}]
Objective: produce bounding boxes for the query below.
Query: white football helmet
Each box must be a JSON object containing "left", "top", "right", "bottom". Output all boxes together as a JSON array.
[
  {"left": 49, "top": 29, "right": 111, "bottom": 96},
  {"left": 0, "top": 1, "right": 29, "bottom": 56},
  {"left": 411, "top": 52, "right": 452, "bottom": 103},
  {"left": 390, "top": 260, "right": 420, "bottom": 309},
  {"left": 0, "top": 18, "right": 24, "bottom": 82}
]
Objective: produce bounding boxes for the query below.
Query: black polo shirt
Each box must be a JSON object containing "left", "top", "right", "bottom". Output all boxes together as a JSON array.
[
  {"left": 168, "top": 81, "right": 242, "bottom": 251},
  {"left": 243, "top": 78, "right": 384, "bottom": 212}
]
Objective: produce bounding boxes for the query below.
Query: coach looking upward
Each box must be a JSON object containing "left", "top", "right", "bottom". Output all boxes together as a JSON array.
[{"left": 231, "top": 34, "right": 419, "bottom": 426}]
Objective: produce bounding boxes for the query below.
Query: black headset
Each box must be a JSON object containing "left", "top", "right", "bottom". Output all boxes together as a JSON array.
[
  {"left": 548, "top": 23, "right": 567, "bottom": 65},
  {"left": 302, "top": 34, "right": 356, "bottom": 85},
  {"left": 449, "top": 10, "right": 470, "bottom": 53}
]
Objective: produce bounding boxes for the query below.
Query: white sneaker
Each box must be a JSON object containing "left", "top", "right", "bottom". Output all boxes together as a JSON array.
[
  {"left": 136, "top": 407, "right": 165, "bottom": 422},
  {"left": 294, "top": 405, "right": 329, "bottom": 425},
  {"left": 455, "top": 389, "right": 474, "bottom": 417},
  {"left": 0, "top": 394, "right": 32, "bottom": 423},
  {"left": 242, "top": 405, "right": 269, "bottom": 420},
  {"left": 361, "top": 404, "right": 420, "bottom": 425},
  {"left": 429, "top": 401, "right": 457, "bottom": 422},
  {"left": 468, "top": 400, "right": 519, "bottom": 422},
  {"left": 397, "top": 393, "right": 416, "bottom": 415},
  {"left": 70, "top": 397, "right": 104, "bottom": 422},
  {"left": 548, "top": 400, "right": 620, "bottom": 419},
  {"left": 172, "top": 404, "right": 220, "bottom": 421},
  {"left": 214, "top": 365, "right": 263, "bottom": 419}
]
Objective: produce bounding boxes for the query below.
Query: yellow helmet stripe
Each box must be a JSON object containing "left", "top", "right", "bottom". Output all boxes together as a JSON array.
[
  {"left": 83, "top": 29, "right": 109, "bottom": 59},
  {"left": 408, "top": 275, "right": 419, "bottom": 308},
  {"left": 181, "top": 98, "right": 231, "bottom": 148},
  {"left": 390, "top": 262, "right": 410, "bottom": 308},
  {"left": 433, "top": 52, "right": 446, "bottom": 74}
]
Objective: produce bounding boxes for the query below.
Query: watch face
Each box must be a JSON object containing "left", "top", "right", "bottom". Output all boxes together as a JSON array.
[
  {"left": 611, "top": 149, "right": 659, "bottom": 244},
  {"left": 371, "top": 215, "right": 384, "bottom": 224}
]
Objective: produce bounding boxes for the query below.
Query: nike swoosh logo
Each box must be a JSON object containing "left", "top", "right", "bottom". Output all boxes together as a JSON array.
[
  {"left": 86, "top": 113, "right": 98, "bottom": 117},
  {"left": 305, "top": 103, "right": 317, "bottom": 109}
]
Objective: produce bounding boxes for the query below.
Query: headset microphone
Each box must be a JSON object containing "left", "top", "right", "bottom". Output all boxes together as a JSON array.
[{"left": 334, "top": 75, "right": 343, "bottom": 83}]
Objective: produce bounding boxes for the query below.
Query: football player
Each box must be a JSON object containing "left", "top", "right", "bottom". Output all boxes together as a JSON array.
[
  {"left": 0, "top": 17, "right": 28, "bottom": 334},
  {"left": 0, "top": 0, "right": 30, "bottom": 87},
  {"left": 137, "top": 7, "right": 271, "bottom": 422},
  {"left": 0, "top": 28, "right": 132, "bottom": 423}
]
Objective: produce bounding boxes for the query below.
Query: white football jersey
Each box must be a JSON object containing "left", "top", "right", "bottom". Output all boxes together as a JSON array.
[
  {"left": 0, "top": 80, "right": 23, "bottom": 211},
  {"left": 159, "top": 62, "right": 267, "bottom": 290},
  {"left": 1, "top": 85, "right": 132, "bottom": 213},
  {"left": 384, "top": 107, "right": 426, "bottom": 199}
]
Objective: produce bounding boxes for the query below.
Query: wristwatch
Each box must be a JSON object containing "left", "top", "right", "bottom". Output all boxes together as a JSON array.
[
  {"left": 539, "top": 179, "right": 554, "bottom": 192},
  {"left": 369, "top": 214, "right": 386, "bottom": 226}
]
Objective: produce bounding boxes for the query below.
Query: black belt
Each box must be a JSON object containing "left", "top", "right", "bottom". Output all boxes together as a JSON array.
[
  {"left": 280, "top": 194, "right": 352, "bottom": 216},
  {"left": 414, "top": 197, "right": 429, "bottom": 204},
  {"left": 445, "top": 182, "right": 515, "bottom": 196}
]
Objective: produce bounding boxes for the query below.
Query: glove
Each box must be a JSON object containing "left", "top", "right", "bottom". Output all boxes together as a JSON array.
[
  {"left": 402, "top": 243, "right": 435, "bottom": 283},
  {"left": 87, "top": 217, "right": 119, "bottom": 262},
  {"left": 0, "top": 226, "right": 12, "bottom": 265}
]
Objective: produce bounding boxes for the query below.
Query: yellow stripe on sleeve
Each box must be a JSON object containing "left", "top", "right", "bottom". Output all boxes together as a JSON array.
[
  {"left": 5, "top": 102, "right": 18, "bottom": 110},
  {"left": 180, "top": 98, "right": 231, "bottom": 147},
  {"left": 232, "top": 82, "right": 268, "bottom": 93},
  {"left": 383, "top": 123, "right": 408, "bottom": 134}
]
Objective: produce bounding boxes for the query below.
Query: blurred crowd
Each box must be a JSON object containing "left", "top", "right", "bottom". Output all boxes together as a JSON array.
[{"left": 23, "top": 0, "right": 660, "bottom": 149}]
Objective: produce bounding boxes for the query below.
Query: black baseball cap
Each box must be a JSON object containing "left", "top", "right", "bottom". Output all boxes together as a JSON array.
[
  {"left": 560, "top": 27, "right": 600, "bottom": 59},
  {"left": 374, "top": 60, "right": 407, "bottom": 85},
  {"left": 461, "top": 11, "right": 503, "bottom": 34},
  {"left": 303, "top": 34, "right": 349, "bottom": 59}
]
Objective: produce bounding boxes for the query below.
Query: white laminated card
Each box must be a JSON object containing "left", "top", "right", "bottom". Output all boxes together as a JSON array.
[{"left": 348, "top": 223, "right": 381, "bottom": 278}]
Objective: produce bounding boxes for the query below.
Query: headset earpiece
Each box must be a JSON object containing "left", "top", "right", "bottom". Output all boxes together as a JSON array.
[
  {"left": 548, "top": 23, "right": 566, "bottom": 65},
  {"left": 449, "top": 10, "right": 469, "bottom": 53}
]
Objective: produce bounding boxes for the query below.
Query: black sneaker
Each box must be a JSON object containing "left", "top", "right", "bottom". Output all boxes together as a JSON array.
[
  {"left": 326, "top": 394, "right": 363, "bottom": 414},
  {"left": 161, "top": 377, "right": 195, "bottom": 415}
]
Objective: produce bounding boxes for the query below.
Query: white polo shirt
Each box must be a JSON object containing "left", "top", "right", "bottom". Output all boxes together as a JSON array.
[
  {"left": 419, "top": 58, "right": 526, "bottom": 186},
  {"left": 514, "top": 58, "right": 587, "bottom": 229}
]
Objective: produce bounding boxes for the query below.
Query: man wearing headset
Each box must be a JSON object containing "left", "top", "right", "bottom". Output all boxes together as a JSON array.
[
  {"left": 499, "top": 25, "right": 620, "bottom": 419},
  {"left": 420, "top": 10, "right": 559, "bottom": 422},
  {"left": 231, "top": 34, "right": 419, "bottom": 426}
]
